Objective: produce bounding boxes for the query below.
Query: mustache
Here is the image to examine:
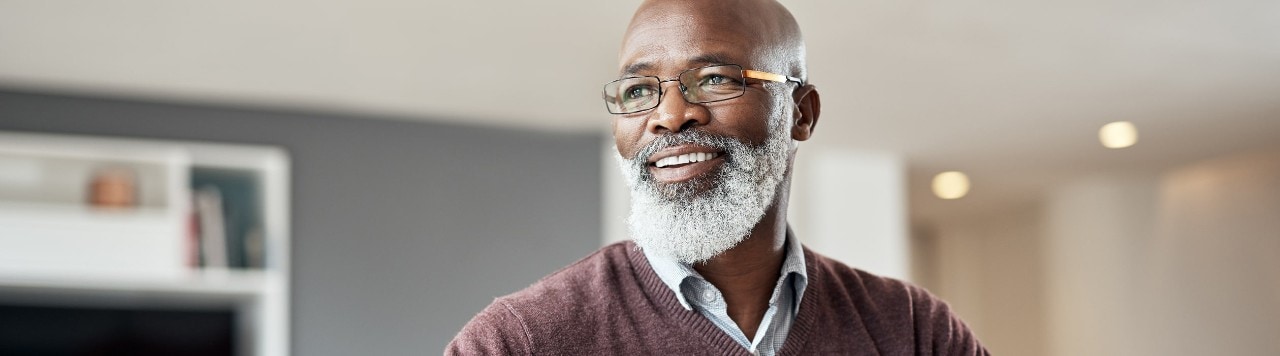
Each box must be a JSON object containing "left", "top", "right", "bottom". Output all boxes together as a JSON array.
[{"left": 630, "top": 130, "right": 745, "bottom": 169}]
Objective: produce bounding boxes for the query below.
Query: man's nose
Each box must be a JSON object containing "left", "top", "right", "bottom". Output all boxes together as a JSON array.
[{"left": 646, "top": 81, "right": 710, "bottom": 134}]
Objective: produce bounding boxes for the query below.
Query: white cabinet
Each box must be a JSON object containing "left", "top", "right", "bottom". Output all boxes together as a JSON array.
[{"left": 0, "top": 131, "right": 290, "bottom": 356}]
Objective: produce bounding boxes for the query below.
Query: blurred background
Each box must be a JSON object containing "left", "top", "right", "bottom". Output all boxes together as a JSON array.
[{"left": 1, "top": 0, "right": 1278, "bottom": 355}]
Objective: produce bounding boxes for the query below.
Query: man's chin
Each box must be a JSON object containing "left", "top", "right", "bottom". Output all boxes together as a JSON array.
[
  {"left": 631, "top": 224, "right": 749, "bottom": 265},
  {"left": 637, "top": 239, "right": 740, "bottom": 265},
  {"left": 650, "top": 177, "right": 718, "bottom": 200}
]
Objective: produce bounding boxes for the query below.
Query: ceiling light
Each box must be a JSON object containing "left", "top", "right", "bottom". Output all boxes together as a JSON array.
[
  {"left": 932, "top": 171, "right": 970, "bottom": 200},
  {"left": 1099, "top": 121, "right": 1138, "bottom": 149}
]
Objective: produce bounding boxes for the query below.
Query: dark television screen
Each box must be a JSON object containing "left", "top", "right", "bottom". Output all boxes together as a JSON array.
[{"left": 0, "top": 304, "right": 234, "bottom": 356}]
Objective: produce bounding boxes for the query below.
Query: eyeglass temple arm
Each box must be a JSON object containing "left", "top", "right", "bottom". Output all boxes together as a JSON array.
[{"left": 742, "top": 70, "right": 805, "bottom": 85}]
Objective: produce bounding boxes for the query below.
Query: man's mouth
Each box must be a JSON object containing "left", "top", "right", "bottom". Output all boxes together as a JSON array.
[
  {"left": 646, "top": 146, "right": 726, "bottom": 183},
  {"left": 654, "top": 152, "right": 720, "bottom": 168}
]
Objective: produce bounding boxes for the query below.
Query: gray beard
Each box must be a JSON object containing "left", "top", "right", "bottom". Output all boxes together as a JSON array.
[{"left": 615, "top": 124, "right": 791, "bottom": 265}]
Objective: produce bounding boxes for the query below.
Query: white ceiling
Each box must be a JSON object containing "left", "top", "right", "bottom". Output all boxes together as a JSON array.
[{"left": 2, "top": 0, "right": 1278, "bottom": 219}]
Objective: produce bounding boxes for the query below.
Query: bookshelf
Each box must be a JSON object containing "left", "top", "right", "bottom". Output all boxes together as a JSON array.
[{"left": 0, "top": 131, "right": 290, "bottom": 356}]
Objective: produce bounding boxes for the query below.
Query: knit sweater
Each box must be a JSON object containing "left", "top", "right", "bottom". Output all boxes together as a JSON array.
[{"left": 447, "top": 241, "right": 988, "bottom": 355}]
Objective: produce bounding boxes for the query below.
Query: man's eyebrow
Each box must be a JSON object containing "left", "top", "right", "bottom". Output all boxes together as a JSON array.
[
  {"left": 621, "top": 53, "right": 736, "bottom": 77},
  {"left": 687, "top": 53, "right": 733, "bottom": 67},
  {"left": 623, "top": 62, "right": 652, "bottom": 77}
]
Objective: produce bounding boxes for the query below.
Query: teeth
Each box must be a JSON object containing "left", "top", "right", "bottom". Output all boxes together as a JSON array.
[{"left": 655, "top": 152, "right": 719, "bottom": 168}]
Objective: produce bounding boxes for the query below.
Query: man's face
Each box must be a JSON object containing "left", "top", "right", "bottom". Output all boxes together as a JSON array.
[
  {"left": 612, "top": 2, "right": 798, "bottom": 264},
  {"left": 612, "top": 2, "right": 793, "bottom": 193}
]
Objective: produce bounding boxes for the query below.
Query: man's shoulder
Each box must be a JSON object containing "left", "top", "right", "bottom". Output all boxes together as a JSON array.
[
  {"left": 803, "top": 247, "right": 926, "bottom": 302},
  {"left": 802, "top": 247, "right": 947, "bottom": 333}
]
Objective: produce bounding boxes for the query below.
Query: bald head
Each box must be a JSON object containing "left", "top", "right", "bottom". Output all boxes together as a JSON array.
[{"left": 621, "top": 0, "right": 807, "bottom": 82}]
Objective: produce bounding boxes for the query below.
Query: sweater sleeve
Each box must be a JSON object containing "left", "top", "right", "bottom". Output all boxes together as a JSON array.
[
  {"left": 445, "top": 300, "right": 532, "bottom": 356},
  {"left": 910, "top": 287, "right": 991, "bottom": 356}
]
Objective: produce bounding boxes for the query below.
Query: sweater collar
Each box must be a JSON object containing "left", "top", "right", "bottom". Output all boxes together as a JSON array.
[{"left": 641, "top": 228, "right": 809, "bottom": 311}]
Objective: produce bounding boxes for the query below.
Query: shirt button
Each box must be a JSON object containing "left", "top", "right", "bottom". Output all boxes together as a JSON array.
[{"left": 702, "top": 289, "right": 716, "bottom": 301}]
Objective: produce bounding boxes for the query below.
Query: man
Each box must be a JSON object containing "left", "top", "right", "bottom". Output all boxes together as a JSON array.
[{"left": 448, "top": 0, "right": 988, "bottom": 354}]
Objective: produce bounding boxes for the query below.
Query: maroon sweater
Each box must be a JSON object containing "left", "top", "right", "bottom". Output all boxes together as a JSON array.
[{"left": 447, "top": 241, "right": 988, "bottom": 355}]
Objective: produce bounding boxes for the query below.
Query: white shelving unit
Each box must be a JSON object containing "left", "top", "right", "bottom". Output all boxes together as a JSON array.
[{"left": 0, "top": 131, "right": 290, "bottom": 356}]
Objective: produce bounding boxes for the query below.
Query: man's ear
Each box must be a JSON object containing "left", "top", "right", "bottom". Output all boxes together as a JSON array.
[{"left": 791, "top": 84, "right": 821, "bottom": 141}]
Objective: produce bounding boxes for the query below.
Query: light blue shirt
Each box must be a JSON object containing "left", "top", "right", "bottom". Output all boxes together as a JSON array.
[{"left": 643, "top": 233, "right": 809, "bottom": 355}]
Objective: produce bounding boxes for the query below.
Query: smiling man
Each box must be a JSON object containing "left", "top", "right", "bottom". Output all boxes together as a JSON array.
[{"left": 447, "top": 1, "right": 988, "bottom": 355}]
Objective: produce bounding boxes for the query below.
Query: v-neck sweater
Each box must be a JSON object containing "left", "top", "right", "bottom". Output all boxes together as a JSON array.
[{"left": 446, "top": 241, "right": 989, "bottom": 355}]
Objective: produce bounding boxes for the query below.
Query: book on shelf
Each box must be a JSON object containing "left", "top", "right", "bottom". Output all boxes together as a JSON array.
[
  {"left": 194, "top": 185, "right": 228, "bottom": 269},
  {"left": 191, "top": 167, "right": 266, "bottom": 270}
]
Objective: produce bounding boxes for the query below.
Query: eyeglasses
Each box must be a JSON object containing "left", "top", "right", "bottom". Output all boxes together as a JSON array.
[{"left": 602, "top": 64, "right": 804, "bottom": 115}]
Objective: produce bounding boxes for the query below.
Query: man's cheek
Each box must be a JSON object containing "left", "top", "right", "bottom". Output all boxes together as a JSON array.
[
  {"left": 613, "top": 137, "right": 634, "bottom": 160},
  {"left": 617, "top": 135, "right": 648, "bottom": 161}
]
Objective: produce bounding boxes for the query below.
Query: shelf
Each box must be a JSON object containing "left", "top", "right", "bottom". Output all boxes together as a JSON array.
[{"left": 0, "top": 130, "right": 291, "bottom": 356}]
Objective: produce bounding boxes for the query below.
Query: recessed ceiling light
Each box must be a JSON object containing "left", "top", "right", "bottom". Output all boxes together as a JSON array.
[
  {"left": 932, "top": 171, "right": 970, "bottom": 200},
  {"left": 1099, "top": 121, "right": 1138, "bottom": 149}
]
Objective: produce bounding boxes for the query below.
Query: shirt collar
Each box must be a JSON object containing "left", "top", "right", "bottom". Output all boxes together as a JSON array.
[{"left": 642, "top": 229, "right": 809, "bottom": 311}]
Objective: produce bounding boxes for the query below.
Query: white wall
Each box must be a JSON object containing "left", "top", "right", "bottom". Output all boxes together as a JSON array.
[
  {"left": 1138, "top": 148, "right": 1280, "bottom": 355},
  {"left": 791, "top": 148, "right": 909, "bottom": 280},
  {"left": 922, "top": 205, "right": 1047, "bottom": 356},
  {"left": 923, "top": 146, "right": 1280, "bottom": 356},
  {"left": 1044, "top": 149, "right": 1280, "bottom": 355},
  {"left": 1043, "top": 173, "right": 1157, "bottom": 356}
]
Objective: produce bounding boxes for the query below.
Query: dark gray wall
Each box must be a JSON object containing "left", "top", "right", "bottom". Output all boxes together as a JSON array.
[{"left": 0, "top": 90, "right": 602, "bottom": 355}]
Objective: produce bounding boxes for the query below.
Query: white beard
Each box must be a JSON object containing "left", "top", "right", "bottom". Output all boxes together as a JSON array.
[{"left": 615, "top": 121, "right": 792, "bottom": 265}]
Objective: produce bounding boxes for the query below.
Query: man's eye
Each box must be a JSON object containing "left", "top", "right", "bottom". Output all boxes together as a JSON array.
[
  {"left": 624, "top": 86, "right": 656, "bottom": 100},
  {"left": 700, "top": 75, "right": 738, "bottom": 87}
]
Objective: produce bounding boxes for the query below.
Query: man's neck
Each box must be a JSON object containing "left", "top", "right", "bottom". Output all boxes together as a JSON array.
[{"left": 693, "top": 202, "right": 789, "bottom": 340}]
